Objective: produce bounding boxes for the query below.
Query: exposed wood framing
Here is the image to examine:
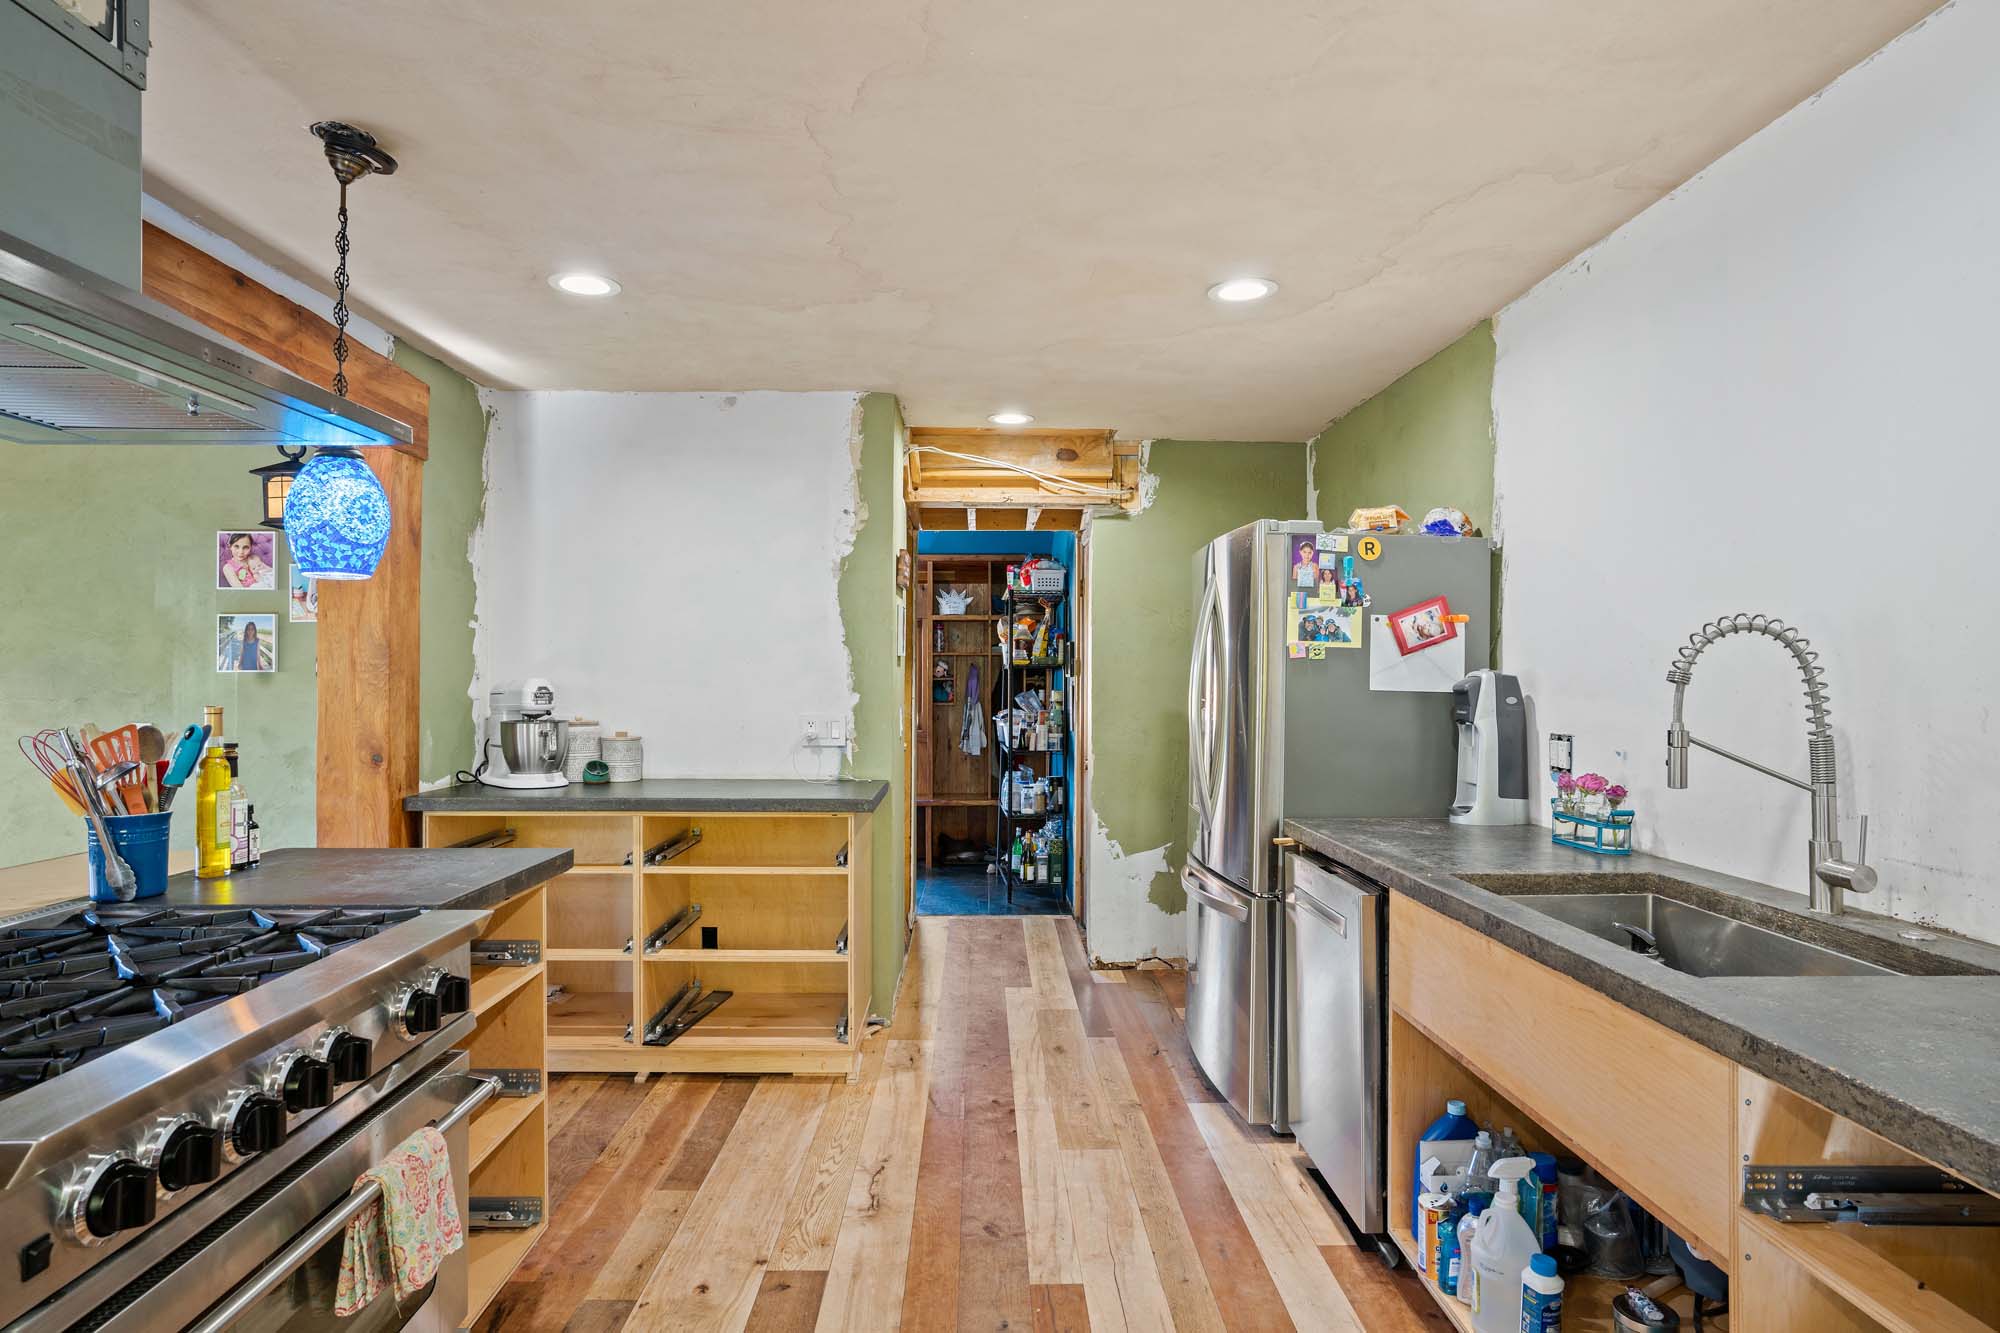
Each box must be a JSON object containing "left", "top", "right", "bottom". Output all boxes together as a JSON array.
[
  {"left": 905, "top": 427, "right": 1138, "bottom": 514},
  {"left": 142, "top": 222, "right": 428, "bottom": 848}
]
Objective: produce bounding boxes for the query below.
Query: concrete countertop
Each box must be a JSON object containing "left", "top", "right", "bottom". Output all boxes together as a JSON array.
[
  {"left": 1283, "top": 817, "right": 2000, "bottom": 1197},
  {"left": 405, "top": 777, "right": 890, "bottom": 814},
  {"left": 150, "top": 847, "right": 574, "bottom": 913}
]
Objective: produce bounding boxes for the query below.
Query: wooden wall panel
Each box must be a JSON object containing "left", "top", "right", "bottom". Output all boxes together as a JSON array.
[{"left": 142, "top": 222, "right": 429, "bottom": 847}]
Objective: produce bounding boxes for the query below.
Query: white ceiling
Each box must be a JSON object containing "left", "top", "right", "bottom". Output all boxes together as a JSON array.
[{"left": 140, "top": 1, "right": 1937, "bottom": 440}]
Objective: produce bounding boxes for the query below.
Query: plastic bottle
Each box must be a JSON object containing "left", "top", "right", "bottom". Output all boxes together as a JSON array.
[
  {"left": 1454, "top": 1196, "right": 1486, "bottom": 1307},
  {"left": 1435, "top": 1205, "right": 1463, "bottom": 1297},
  {"left": 1413, "top": 1099, "right": 1479, "bottom": 1239},
  {"left": 1496, "top": 1126, "right": 1524, "bottom": 1161},
  {"left": 1463, "top": 1130, "right": 1499, "bottom": 1206},
  {"left": 1520, "top": 1252, "right": 1563, "bottom": 1331},
  {"left": 1528, "top": 1153, "right": 1560, "bottom": 1253},
  {"left": 1468, "top": 1158, "right": 1542, "bottom": 1333}
]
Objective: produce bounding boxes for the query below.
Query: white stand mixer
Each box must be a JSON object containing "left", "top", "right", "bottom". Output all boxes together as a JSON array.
[{"left": 478, "top": 678, "right": 571, "bottom": 789}]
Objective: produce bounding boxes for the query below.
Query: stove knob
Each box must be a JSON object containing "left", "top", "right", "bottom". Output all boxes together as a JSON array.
[
  {"left": 154, "top": 1121, "right": 224, "bottom": 1193},
  {"left": 430, "top": 971, "right": 471, "bottom": 1016},
  {"left": 275, "top": 1051, "right": 334, "bottom": 1113},
  {"left": 142, "top": 1116, "right": 224, "bottom": 1195},
  {"left": 314, "top": 1027, "right": 373, "bottom": 1083},
  {"left": 62, "top": 1155, "right": 157, "bottom": 1244},
  {"left": 227, "top": 1092, "right": 288, "bottom": 1158},
  {"left": 392, "top": 982, "right": 441, "bottom": 1038}
]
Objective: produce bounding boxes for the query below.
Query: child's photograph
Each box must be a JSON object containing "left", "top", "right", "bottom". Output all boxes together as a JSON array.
[
  {"left": 1388, "top": 596, "right": 1455, "bottom": 654},
  {"left": 289, "top": 565, "right": 318, "bottom": 623},
  {"left": 217, "top": 614, "right": 277, "bottom": 672},
  {"left": 217, "top": 531, "right": 277, "bottom": 590},
  {"left": 1291, "top": 536, "right": 1317, "bottom": 587}
]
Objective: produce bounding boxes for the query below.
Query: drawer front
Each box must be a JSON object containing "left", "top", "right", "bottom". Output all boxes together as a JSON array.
[{"left": 1389, "top": 896, "right": 1733, "bottom": 1255}]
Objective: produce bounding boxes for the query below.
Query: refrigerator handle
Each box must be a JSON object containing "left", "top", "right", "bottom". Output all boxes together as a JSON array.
[
  {"left": 1187, "top": 576, "right": 1220, "bottom": 827},
  {"left": 1182, "top": 862, "right": 1250, "bottom": 921}
]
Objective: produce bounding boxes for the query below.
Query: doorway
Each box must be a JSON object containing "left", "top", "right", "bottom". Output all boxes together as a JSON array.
[{"left": 909, "top": 527, "right": 1080, "bottom": 916}]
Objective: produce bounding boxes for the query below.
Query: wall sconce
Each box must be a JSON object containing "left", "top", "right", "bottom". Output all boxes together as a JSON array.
[{"left": 249, "top": 446, "right": 306, "bottom": 531}]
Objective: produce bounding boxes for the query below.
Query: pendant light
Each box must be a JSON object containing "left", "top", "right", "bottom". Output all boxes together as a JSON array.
[{"left": 286, "top": 122, "right": 398, "bottom": 581}]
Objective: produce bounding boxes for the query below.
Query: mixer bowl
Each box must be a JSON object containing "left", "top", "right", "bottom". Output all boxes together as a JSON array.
[{"left": 500, "top": 717, "right": 570, "bottom": 775}]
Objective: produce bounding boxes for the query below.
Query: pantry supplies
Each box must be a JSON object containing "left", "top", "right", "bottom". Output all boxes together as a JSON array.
[
  {"left": 563, "top": 718, "right": 602, "bottom": 782},
  {"left": 1346, "top": 504, "right": 1410, "bottom": 532},
  {"left": 601, "top": 732, "right": 644, "bottom": 782},
  {"left": 1420, "top": 506, "right": 1474, "bottom": 536}
]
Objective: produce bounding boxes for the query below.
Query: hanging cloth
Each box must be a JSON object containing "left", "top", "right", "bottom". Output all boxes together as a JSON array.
[{"left": 959, "top": 663, "right": 985, "bottom": 756}]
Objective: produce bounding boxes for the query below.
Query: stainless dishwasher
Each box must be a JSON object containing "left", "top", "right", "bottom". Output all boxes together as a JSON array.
[{"left": 1282, "top": 848, "right": 1386, "bottom": 1236}]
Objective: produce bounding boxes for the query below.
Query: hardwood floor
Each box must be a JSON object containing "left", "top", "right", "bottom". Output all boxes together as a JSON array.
[{"left": 476, "top": 916, "right": 1451, "bottom": 1332}]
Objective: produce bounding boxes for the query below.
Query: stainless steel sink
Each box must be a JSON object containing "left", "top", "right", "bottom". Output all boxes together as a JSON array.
[{"left": 1508, "top": 893, "right": 1893, "bottom": 977}]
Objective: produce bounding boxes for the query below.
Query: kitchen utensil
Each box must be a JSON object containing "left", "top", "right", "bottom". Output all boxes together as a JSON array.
[
  {"left": 84, "top": 810, "right": 172, "bottom": 901},
  {"left": 135, "top": 723, "right": 167, "bottom": 811},
  {"left": 58, "top": 732, "right": 135, "bottom": 900},
  {"left": 87, "top": 725, "right": 146, "bottom": 814},
  {"left": 160, "top": 724, "right": 209, "bottom": 810},
  {"left": 19, "top": 733, "right": 89, "bottom": 812}
]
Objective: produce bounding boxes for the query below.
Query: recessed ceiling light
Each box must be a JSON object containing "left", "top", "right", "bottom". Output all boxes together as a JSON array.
[
  {"left": 988, "top": 411, "right": 1034, "bottom": 426},
  {"left": 1208, "top": 277, "right": 1277, "bottom": 303},
  {"left": 549, "top": 272, "right": 621, "bottom": 297}
]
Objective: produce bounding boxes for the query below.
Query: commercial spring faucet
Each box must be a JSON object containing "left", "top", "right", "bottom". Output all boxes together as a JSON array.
[{"left": 1665, "top": 614, "right": 1875, "bottom": 914}]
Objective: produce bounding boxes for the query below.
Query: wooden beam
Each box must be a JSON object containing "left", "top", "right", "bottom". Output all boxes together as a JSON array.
[
  {"left": 140, "top": 222, "right": 429, "bottom": 459},
  {"left": 141, "top": 223, "right": 427, "bottom": 848}
]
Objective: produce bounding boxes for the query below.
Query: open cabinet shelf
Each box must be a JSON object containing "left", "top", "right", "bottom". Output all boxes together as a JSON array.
[
  {"left": 444, "top": 880, "right": 548, "bottom": 1327},
  {"left": 424, "top": 806, "right": 873, "bottom": 1080}
]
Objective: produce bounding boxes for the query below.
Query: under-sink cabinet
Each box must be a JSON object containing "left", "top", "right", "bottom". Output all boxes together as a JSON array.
[
  {"left": 422, "top": 807, "right": 873, "bottom": 1078},
  {"left": 1387, "top": 893, "right": 2000, "bottom": 1333}
]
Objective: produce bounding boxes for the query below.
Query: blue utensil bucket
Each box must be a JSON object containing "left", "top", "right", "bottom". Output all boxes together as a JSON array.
[{"left": 83, "top": 811, "right": 173, "bottom": 901}]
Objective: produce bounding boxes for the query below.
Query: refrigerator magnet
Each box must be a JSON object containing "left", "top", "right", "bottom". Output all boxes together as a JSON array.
[
  {"left": 1315, "top": 532, "right": 1349, "bottom": 553},
  {"left": 1290, "top": 536, "right": 1318, "bottom": 587},
  {"left": 1387, "top": 595, "right": 1457, "bottom": 655}
]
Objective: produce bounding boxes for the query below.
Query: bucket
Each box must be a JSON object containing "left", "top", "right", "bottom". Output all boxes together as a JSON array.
[{"left": 83, "top": 811, "right": 173, "bottom": 902}]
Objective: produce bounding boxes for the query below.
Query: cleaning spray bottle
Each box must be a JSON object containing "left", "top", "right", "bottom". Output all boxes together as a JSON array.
[{"left": 1467, "top": 1157, "right": 1542, "bottom": 1333}]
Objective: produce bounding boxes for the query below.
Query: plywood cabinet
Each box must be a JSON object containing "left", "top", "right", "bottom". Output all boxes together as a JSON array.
[
  {"left": 423, "top": 807, "right": 873, "bottom": 1078},
  {"left": 1386, "top": 893, "right": 2000, "bottom": 1333},
  {"left": 1389, "top": 896, "right": 1734, "bottom": 1256}
]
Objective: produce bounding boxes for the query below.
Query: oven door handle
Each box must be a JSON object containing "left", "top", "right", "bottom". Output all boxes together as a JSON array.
[{"left": 186, "top": 1073, "right": 500, "bottom": 1333}]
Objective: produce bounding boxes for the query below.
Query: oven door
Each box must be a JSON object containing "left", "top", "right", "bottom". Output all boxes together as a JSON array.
[{"left": 83, "top": 1053, "right": 496, "bottom": 1333}]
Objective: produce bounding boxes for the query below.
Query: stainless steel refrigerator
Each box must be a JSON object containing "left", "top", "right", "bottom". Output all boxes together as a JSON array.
[{"left": 1182, "top": 519, "right": 1492, "bottom": 1144}]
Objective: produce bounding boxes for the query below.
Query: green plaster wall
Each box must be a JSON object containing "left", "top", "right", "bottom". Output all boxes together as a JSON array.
[
  {"left": 1310, "top": 321, "right": 1500, "bottom": 661},
  {"left": 0, "top": 346, "right": 490, "bottom": 870},
  {"left": 0, "top": 443, "right": 317, "bottom": 865},
  {"left": 839, "top": 391, "right": 908, "bottom": 1013},
  {"left": 398, "top": 343, "right": 489, "bottom": 783},
  {"left": 1312, "top": 321, "right": 1495, "bottom": 534},
  {"left": 1088, "top": 440, "right": 1310, "bottom": 948}
]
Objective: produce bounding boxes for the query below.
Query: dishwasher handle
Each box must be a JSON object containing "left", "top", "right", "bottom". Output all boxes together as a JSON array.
[{"left": 1288, "top": 887, "right": 1347, "bottom": 937}]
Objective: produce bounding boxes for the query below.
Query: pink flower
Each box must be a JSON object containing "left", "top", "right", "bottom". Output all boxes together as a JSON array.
[
  {"left": 1606, "top": 784, "right": 1628, "bottom": 804},
  {"left": 1576, "top": 772, "right": 1609, "bottom": 796},
  {"left": 1554, "top": 772, "right": 1577, "bottom": 794}
]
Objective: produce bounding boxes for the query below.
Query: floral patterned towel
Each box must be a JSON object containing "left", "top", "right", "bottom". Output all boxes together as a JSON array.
[{"left": 335, "top": 1126, "right": 464, "bottom": 1317}]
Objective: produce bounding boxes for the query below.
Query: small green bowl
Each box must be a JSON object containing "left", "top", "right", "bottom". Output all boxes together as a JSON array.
[{"left": 582, "top": 760, "right": 611, "bottom": 784}]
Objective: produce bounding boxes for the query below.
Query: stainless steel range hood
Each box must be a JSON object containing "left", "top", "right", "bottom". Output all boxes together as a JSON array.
[{"left": 0, "top": 226, "right": 412, "bottom": 448}]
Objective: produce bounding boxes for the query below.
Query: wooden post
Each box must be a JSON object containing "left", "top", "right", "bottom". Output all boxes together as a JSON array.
[{"left": 142, "top": 223, "right": 429, "bottom": 847}]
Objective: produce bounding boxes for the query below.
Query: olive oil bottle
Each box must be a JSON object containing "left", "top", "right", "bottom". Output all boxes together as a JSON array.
[{"left": 195, "top": 706, "right": 234, "bottom": 879}]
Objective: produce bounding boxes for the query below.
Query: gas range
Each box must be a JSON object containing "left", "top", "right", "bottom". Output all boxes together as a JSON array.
[{"left": 0, "top": 900, "right": 489, "bottom": 1330}]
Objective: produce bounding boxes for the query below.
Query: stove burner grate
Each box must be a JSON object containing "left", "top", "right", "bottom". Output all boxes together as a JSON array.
[{"left": 0, "top": 906, "right": 423, "bottom": 1097}]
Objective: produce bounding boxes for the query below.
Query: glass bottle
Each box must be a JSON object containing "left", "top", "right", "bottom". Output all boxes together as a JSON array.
[{"left": 194, "top": 707, "right": 233, "bottom": 879}]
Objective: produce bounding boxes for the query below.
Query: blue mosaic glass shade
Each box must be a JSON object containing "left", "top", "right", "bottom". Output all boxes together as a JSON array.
[{"left": 284, "top": 448, "right": 391, "bottom": 580}]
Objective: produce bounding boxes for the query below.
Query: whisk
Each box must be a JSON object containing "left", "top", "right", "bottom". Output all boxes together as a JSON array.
[{"left": 18, "top": 731, "right": 88, "bottom": 815}]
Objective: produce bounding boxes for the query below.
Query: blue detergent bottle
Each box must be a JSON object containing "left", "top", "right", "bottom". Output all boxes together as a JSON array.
[{"left": 1413, "top": 1098, "right": 1479, "bottom": 1239}]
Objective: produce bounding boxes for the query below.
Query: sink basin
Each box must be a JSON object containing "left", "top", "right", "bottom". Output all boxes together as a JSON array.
[{"left": 1508, "top": 892, "right": 1893, "bottom": 977}]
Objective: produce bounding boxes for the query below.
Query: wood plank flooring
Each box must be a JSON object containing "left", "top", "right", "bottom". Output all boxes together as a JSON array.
[{"left": 477, "top": 916, "right": 1451, "bottom": 1333}]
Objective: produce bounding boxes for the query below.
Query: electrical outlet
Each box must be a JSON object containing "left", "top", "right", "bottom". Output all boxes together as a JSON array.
[{"left": 801, "top": 715, "right": 847, "bottom": 748}]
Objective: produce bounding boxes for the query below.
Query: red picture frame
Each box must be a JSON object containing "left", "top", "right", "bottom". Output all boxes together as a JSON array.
[{"left": 1388, "top": 595, "right": 1457, "bottom": 655}]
